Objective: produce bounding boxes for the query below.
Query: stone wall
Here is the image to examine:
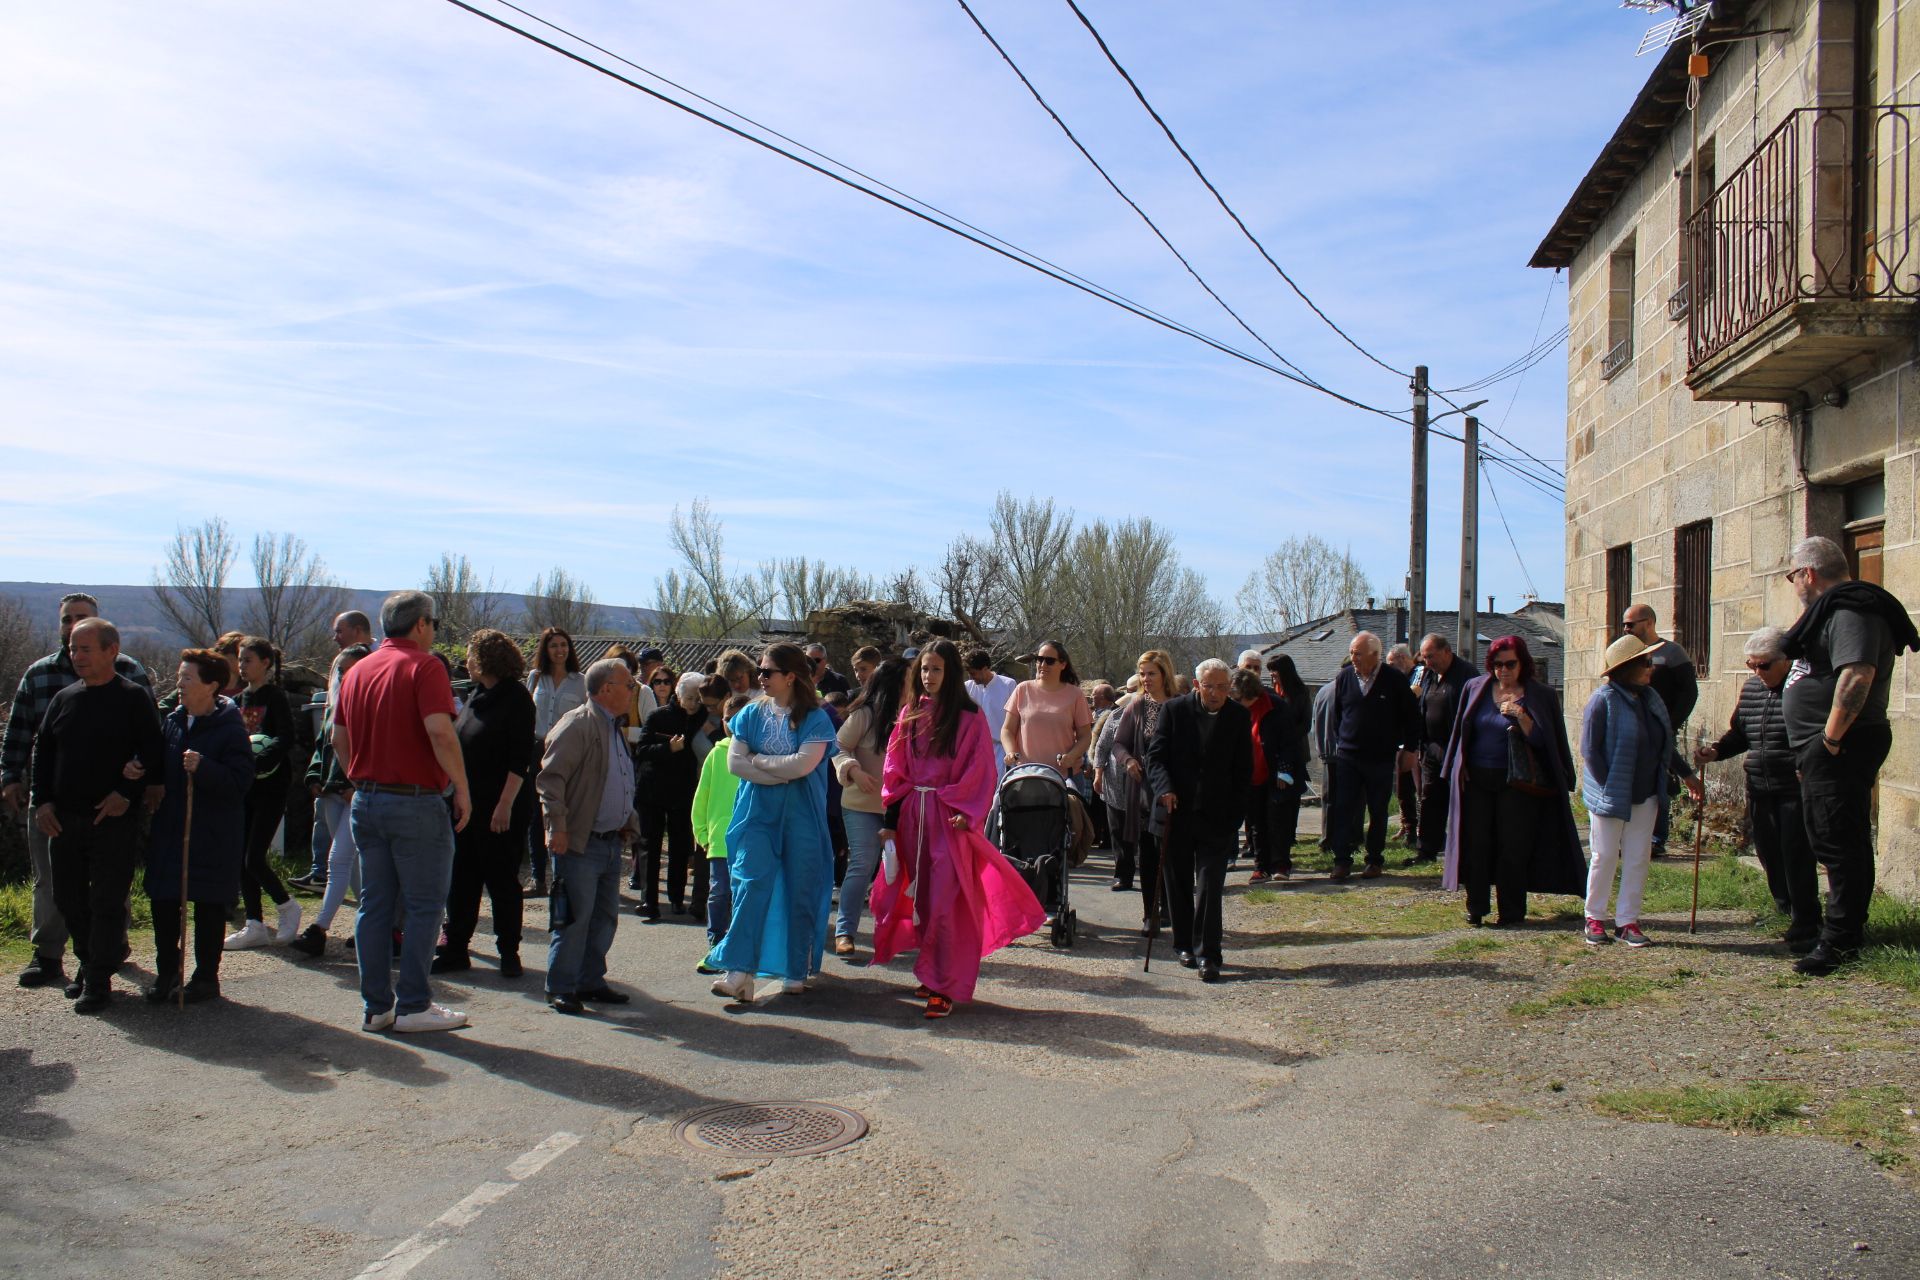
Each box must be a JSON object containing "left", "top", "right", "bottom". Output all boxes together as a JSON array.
[{"left": 1560, "top": 0, "right": 1920, "bottom": 898}]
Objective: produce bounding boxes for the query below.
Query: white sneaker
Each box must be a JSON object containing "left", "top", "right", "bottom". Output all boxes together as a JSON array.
[
  {"left": 393, "top": 1003, "right": 469, "bottom": 1033},
  {"left": 223, "top": 920, "right": 271, "bottom": 951},
  {"left": 362, "top": 1007, "right": 396, "bottom": 1033},
  {"left": 710, "top": 972, "right": 755, "bottom": 1003},
  {"left": 274, "top": 898, "right": 303, "bottom": 944}
]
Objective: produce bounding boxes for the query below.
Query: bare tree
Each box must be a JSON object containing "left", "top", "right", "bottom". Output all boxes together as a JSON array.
[
  {"left": 241, "top": 531, "right": 346, "bottom": 657},
  {"left": 988, "top": 492, "right": 1074, "bottom": 644},
  {"left": 151, "top": 517, "right": 236, "bottom": 643},
  {"left": 525, "top": 568, "right": 598, "bottom": 636},
  {"left": 1236, "top": 534, "right": 1374, "bottom": 632},
  {"left": 0, "top": 594, "right": 54, "bottom": 709},
  {"left": 934, "top": 533, "right": 1008, "bottom": 649},
  {"left": 424, "top": 553, "right": 515, "bottom": 642},
  {"left": 1059, "top": 516, "right": 1227, "bottom": 680},
  {"left": 653, "top": 499, "right": 775, "bottom": 639},
  {"left": 764, "top": 557, "right": 875, "bottom": 627}
]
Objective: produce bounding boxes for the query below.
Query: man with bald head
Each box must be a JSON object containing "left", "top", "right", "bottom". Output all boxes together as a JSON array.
[
  {"left": 3, "top": 593, "right": 151, "bottom": 989},
  {"left": 29, "top": 619, "right": 164, "bottom": 1012},
  {"left": 1323, "top": 631, "right": 1419, "bottom": 882}
]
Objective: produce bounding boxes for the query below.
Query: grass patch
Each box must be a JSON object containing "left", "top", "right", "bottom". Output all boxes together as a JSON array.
[
  {"left": 1592, "top": 1082, "right": 1810, "bottom": 1133},
  {"left": 1639, "top": 855, "right": 1783, "bottom": 917},
  {"left": 1435, "top": 933, "right": 1508, "bottom": 959},
  {"left": 1857, "top": 895, "right": 1920, "bottom": 994},
  {"left": 1509, "top": 969, "right": 1693, "bottom": 1017},
  {"left": 1815, "top": 1085, "right": 1915, "bottom": 1169}
]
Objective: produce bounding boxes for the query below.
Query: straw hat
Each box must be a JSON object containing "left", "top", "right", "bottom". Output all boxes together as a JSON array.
[{"left": 1600, "top": 633, "right": 1654, "bottom": 677}]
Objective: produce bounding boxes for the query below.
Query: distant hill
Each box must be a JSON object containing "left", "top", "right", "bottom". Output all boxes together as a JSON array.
[{"left": 0, "top": 582, "right": 660, "bottom": 649}]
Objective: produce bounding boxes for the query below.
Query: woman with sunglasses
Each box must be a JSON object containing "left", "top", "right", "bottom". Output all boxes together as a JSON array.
[
  {"left": 870, "top": 640, "right": 1045, "bottom": 1018},
  {"left": 706, "top": 643, "right": 840, "bottom": 1003},
  {"left": 1001, "top": 640, "right": 1094, "bottom": 918},
  {"left": 1576, "top": 634, "right": 1704, "bottom": 946},
  {"left": 1438, "top": 636, "right": 1583, "bottom": 927}
]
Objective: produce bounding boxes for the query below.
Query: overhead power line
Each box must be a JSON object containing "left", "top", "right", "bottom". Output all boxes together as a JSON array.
[
  {"left": 1482, "top": 462, "right": 1540, "bottom": 598},
  {"left": 1061, "top": 0, "right": 1411, "bottom": 379},
  {"left": 438, "top": 0, "right": 1418, "bottom": 425},
  {"left": 952, "top": 0, "right": 1321, "bottom": 386}
]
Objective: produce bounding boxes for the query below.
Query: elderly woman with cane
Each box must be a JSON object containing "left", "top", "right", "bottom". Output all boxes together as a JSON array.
[
  {"left": 1580, "top": 634, "right": 1704, "bottom": 947},
  {"left": 141, "top": 648, "right": 254, "bottom": 1004}
]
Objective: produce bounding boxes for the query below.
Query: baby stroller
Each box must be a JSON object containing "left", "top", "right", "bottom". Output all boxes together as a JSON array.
[{"left": 987, "top": 761, "right": 1078, "bottom": 947}]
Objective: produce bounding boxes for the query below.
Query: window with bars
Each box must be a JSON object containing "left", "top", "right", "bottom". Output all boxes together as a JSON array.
[
  {"left": 1674, "top": 520, "right": 1712, "bottom": 675},
  {"left": 1605, "top": 544, "right": 1633, "bottom": 647}
]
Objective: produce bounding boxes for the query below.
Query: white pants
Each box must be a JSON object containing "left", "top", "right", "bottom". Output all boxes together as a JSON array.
[{"left": 1585, "top": 799, "right": 1658, "bottom": 924}]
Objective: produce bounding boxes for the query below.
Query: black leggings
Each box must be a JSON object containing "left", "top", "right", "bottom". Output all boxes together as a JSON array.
[
  {"left": 240, "top": 774, "right": 292, "bottom": 921},
  {"left": 1461, "top": 763, "right": 1542, "bottom": 922},
  {"left": 1106, "top": 802, "right": 1136, "bottom": 886},
  {"left": 638, "top": 797, "right": 703, "bottom": 911},
  {"left": 447, "top": 817, "right": 526, "bottom": 951},
  {"left": 152, "top": 899, "right": 227, "bottom": 986}
]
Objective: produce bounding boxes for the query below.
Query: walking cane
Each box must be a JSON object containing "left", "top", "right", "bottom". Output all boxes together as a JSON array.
[
  {"left": 177, "top": 774, "right": 194, "bottom": 1008},
  {"left": 1143, "top": 818, "right": 1174, "bottom": 973},
  {"left": 1687, "top": 767, "right": 1705, "bottom": 936}
]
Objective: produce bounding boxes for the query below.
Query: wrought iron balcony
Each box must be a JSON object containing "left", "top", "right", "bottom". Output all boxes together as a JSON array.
[
  {"left": 1685, "top": 104, "right": 1920, "bottom": 399},
  {"left": 1601, "top": 336, "right": 1633, "bottom": 380}
]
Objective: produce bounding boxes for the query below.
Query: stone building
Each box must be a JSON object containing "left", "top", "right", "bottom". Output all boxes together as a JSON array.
[{"left": 1532, "top": 0, "right": 1919, "bottom": 896}]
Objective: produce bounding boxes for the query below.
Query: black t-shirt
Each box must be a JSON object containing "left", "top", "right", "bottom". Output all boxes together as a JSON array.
[
  {"left": 29, "top": 675, "right": 164, "bottom": 811},
  {"left": 455, "top": 679, "right": 536, "bottom": 811},
  {"left": 1783, "top": 607, "right": 1895, "bottom": 747}
]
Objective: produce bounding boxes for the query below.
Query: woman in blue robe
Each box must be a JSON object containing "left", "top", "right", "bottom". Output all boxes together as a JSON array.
[{"left": 706, "top": 643, "right": 838, "bottom": 1003}]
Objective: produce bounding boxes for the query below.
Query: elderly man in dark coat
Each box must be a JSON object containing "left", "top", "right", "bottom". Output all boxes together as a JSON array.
[{"left": 1146, "top": 659, "right": 1251, "bottom": 982}]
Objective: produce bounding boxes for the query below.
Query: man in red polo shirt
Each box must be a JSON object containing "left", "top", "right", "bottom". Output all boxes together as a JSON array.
[{"left": 333, "top": 590, "right": 472, "bottom": 1034}]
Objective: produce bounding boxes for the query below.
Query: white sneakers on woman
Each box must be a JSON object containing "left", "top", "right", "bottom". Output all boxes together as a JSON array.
[
  {"left": 274, "top": 899, "right": 303, "bottom": 944},
  {"left": 710, "top": 971, "right": 755, "bottom": 1003},
  {"left": 224, "top": 920, "right": 272, "bottom": 950}
]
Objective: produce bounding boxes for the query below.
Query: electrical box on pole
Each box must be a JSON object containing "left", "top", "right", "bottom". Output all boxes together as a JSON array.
[
  {"left": 1458, "top": 416, "right": 1479, "bottom": 664},
  {"left": 1408, "top": 366, "right": 1429, "bottom": 645}
]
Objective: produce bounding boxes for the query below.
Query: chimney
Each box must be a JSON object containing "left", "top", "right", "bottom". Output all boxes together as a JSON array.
[
  {"left": 1366, "top": 597, "right": 1375, "bottom": 610},
  {"left": 1487, "top": 595, "right": 1496, "bottom": 614}
]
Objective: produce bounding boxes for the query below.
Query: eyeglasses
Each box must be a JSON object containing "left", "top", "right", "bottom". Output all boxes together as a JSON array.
[
  {"left": 1785, "top": 566, "right": 1809, "bottom": 584},
  {"left": 1745, "top": 658, "right": 1778, "bottom": 671},
  {"left": 1033, "top": 656, "right": 1062, "bottom": 667},
  {"left": 757, "top": 667, "right": 783, "bottom": 679},
  {"left": 1491, "top": 659, "right": 1519, "bottom": 671},
  {"left": 425, "top": 617, "right": 440, "bottom": 629}
]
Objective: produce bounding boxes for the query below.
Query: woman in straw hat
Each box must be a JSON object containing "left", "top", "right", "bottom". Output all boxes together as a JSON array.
[{"left": 1578, "top": 634, "right": 1704, "bottom": 947}]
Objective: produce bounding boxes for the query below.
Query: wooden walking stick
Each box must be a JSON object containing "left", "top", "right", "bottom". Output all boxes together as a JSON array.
[
  {"left": 1687, "top": 769, "right": 1705, "bottom": 936},
  {"left": 177, "top": 774, "right": 193, "bottom": 1008}
]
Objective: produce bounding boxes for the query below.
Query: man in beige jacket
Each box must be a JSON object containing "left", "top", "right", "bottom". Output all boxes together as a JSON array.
[{"left": 537, "top": 659, "right": 640, "bottom": 1015}]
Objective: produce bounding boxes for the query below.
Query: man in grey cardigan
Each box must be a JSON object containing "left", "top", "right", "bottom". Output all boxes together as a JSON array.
[{"left": 537, "top": 659, "right": 641, "bottom": 1015}]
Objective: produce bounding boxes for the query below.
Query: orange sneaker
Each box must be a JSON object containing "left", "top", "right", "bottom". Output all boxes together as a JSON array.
[{"left": 924, "top": 993, "right": 953, "bottom": 1019}]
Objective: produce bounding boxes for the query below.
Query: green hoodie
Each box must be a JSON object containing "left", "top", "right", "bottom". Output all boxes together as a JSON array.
[{"left": 691, "top": 740, "right": 740, "bottom": 859}]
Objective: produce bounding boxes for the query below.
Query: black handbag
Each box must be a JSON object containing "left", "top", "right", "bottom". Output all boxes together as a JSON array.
[{"left": 1505, "top": 725, "right": 1556, "bottom": 797}]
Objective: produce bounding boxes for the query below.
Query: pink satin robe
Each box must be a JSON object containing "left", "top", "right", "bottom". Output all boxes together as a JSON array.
[{"left": 868, "top": 702, "right": 1045, "bottom": 1003}]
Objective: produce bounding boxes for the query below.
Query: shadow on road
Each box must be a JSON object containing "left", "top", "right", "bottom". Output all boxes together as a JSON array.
[
  {"left": 0, "top": 1046, "right": 76, "bottom": 1141},
  {"left": 405, "top": 1033, "right": 724, "bottom": 1115},
  {"left": 108, "top": 996, "right": 451, "bottom": 1094}
]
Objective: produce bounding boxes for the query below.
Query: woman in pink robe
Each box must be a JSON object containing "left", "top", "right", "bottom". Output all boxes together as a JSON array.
[{"left": 869, "top": 639, "right": 1045, "bottom": 1018}]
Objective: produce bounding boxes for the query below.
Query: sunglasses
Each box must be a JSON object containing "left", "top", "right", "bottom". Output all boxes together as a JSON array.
[
  {"left": 1745, "top": 658, "right": 1779, "bottom": 671},
  {"left": 1491, "top": 659, "right": 1519, "bottom": 671},
  {"left": 425, "top": 617, "right": 441, "bottom": 629},
  {"left": 757, "top": 667, "right": 783, "bottom": 679},
  {"left": 1033, "top": 656, "right": 1062, "bottom": 667}
]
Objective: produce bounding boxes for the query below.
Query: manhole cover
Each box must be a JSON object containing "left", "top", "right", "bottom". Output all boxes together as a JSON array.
[{"left": 674, "top": 1101, "right": 868, "bottom": 1157}]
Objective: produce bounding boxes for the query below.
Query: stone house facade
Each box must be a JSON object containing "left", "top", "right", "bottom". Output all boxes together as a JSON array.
[{"left": 1532, "top": 0, "right": 1920, "bottom": 896}]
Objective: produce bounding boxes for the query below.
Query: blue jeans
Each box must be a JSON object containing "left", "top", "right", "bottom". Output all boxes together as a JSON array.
[
  {"left": 546, "top": 833, "right": 622, "bottom": 995},
  {"left": 351, "top": 791, "right": 455, "bottom": 1018},
  {"left": 706, "top": 856, "right": 733, "bottom": 944},
  {"left": 835, "top": 809, "right": 884, "bottom": 939},
  {"left": 314, "top": 792, "right": 362, "bottom": 931},
  {"left": 308, "top": 800, "right": 333, "bottom": 880}
]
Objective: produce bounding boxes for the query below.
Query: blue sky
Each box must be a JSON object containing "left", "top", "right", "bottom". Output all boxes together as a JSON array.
[{"left": 3, "top": 1, "right": 1656, "bottom": 617}]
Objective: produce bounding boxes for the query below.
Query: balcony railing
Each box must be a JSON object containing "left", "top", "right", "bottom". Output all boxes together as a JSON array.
[
  {"left": 1685, "top": 104, "right": 1920, "bottom": 368},
  {"left": 1601, "top": 336, "right": 1633, "bottom": 380},
  {"left": 1666, "top": 281, "right": 1691, "bottom": 321}
]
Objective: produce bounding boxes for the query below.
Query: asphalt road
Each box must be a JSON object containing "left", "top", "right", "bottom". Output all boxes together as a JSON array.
[{"left": 3, "top": 847, "right": 1915, "bottom": 1279}]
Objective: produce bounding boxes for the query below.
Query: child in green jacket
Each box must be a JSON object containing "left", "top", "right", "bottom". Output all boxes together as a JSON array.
[{"left": 692, "top": 694, "right": 750, "bottom": 956}]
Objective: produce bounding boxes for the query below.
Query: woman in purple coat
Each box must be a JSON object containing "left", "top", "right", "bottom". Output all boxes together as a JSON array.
[{"left": 1439, "top": 636, "right": 1583, "bottom": 926}]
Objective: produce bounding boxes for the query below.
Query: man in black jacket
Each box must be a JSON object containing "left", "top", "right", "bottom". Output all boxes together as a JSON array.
[
  {"left": 1146, "top": 659, "right": 1250, "bottom": 982},
  {"left": 1413, "top": 633, "right": 1472, "bottom": 863},
  {"left": 1324, "top": 631, "right": 1419, "bottom": 882},
  {"left": 1695, "top": 626, "right": 1814, "bottom": 946},
  {"left": 28, "top": 619, "right": 163, "bottom": 1013}
]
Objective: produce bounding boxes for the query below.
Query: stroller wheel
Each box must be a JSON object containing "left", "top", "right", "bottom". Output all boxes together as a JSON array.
[
  {"left": 1065, "top": 910, "right": 1078, "bottom": 946},
  {"left": 1049, "top": 920, "right": 1067, "bottom": 947}
]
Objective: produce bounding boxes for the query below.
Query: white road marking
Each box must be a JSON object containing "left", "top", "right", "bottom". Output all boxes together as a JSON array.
[{"left": 350, "top": 1131, "right": 581, "bottom": 1280}]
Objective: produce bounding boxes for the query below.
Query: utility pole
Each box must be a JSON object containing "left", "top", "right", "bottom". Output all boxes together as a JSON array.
[
  {"left": 1407, "top": 365, "right": 1429, "bottom": 645},
  {"left": 1458, "top": 415, "right": 1479, "bottom": 663}
]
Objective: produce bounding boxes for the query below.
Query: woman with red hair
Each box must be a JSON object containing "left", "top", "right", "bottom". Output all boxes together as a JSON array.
[{"left": 1437, "top": 636, "right": 1583, "bottom": 926}]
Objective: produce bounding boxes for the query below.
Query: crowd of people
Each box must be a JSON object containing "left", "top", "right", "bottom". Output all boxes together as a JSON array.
[{"left": 2, "top": 532, "right": 1911, "bottom": 1026}]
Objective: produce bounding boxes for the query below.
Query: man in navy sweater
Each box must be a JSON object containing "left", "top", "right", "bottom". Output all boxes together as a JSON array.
[{"left": 1324, "top": 631, "right": 1419, "bottom": 882}]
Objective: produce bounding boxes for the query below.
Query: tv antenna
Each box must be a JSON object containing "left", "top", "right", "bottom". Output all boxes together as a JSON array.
[{"left": 1626, "top": 1, "right": 1715, "bottom": 56}]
